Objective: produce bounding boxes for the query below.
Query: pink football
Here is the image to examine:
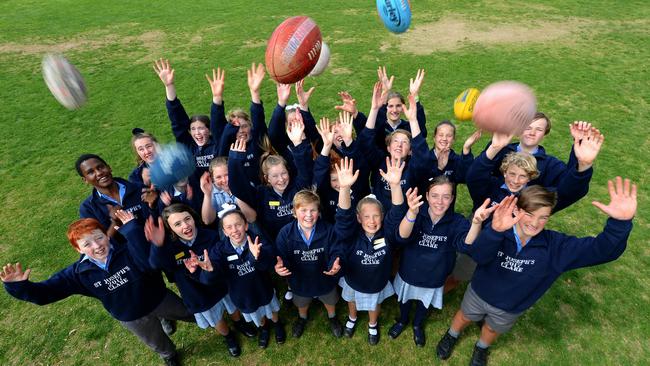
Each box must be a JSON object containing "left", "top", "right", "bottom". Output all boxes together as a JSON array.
[{"left": 472, "top": 81, "right": 537, "bottom": 135}]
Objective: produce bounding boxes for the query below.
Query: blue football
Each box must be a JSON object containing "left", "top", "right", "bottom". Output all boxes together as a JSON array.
[
  {"left": 376, "top": 0, "right": 411, "bottom": 34},
  {"left": 149, "top": 143, "right": 196, "bottom": 188}
]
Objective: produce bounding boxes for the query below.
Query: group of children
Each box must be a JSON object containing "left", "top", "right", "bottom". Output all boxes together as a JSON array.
[{"left": 1, "top": 61, "right": 637, "bottom": 366}]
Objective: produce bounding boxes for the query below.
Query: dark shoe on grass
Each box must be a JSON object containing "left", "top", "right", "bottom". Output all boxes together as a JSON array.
[
  {"left": 258, "top": 326, "right": 270, "bottom": 349},
  {"left": 413, "top": 326, "right": 425, "bottom": 347},
  {"left": 160, "top": 318, "right": 176, "bottom": 336},
  {"left": 368, "top": 325, "right": 380, "bottom": 345},
  {"left": 224, "top": 333, "right": 241, "bottom": 357},
  {"left": 274, "top": 321, "right": 286, "bottom": 344},
  {"left": 436, "top": 330, "right": 459, "bottom": 360},
  {"left": 292, "top": 318, "right": 308, "bottom": 338},
  {"left": 234, "top": 319, "right": 257, "bottom": 338},
  {"left": 329, "top": 317, "right": 343, "bottom": 338},
  {"left": 163, "top": 353, "right": 180, "bottom": 366},
  {"left": 470, "top": 345, "right": 489, "bottom": 366},
  {"left": 343, "top": 317, "right": 357, "bottom": 338},
  {"left": 388, "top": 321, "right": 406, "bottom": 339}
]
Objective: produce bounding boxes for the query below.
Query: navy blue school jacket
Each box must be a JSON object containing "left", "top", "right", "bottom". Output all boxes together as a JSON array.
[
  {"left": 200, "top": 232, "right": 275, "bottom": 313},
  {"left": 360, "top": 129, "right": 431, "bottom": 210},
  {"left": 128, "top": 163, "right": 148, "bottom": 186},
  {"left": 487, "top": 142, "right": 578, "bottom": 188},
  {"left": 353, "top": 102, "right": 428, "bottom": 151},
  {"left": 426, "top": 148, "right": 474, "bottom": 184},
  {"left": 392, "top": 202, "right": 471, "bottom": 288},
  {"left": 466, "top": 151, "right": 592, "bottom": 212},
  {"left": 3, "top": 222, "right": 168, "bottom": 322},
  {"left": 228, "top": 140, "right": 314, "bottom": 243},
  {"left": 467, "top": 218, "right": 632, "bottom": 314},
  {"left": 275, "top": 220, "right": 344, "bottom": 297},
  {"left": 80, "top": 177, "right": 152, "bottom": 230},
  {"left": 267, "top": 104, "right": 319, "bottom": 177},
  {"left": 334, "top": 205, "right": 402, "bottom": 293},
  {"left": 149, "top": 227, "right": 227, "bottom": 314},
  {"left": 166, "top": 98, "right": 226, "bottom": 175}
]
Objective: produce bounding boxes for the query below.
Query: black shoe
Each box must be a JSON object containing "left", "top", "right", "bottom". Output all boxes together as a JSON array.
[
  {"left": 160, "top": 318, "right": 176, "bottom": 336},
  {"left": 368, "top": 325, "right": 380, "bottom": 345},
  {"left": 413, "top": 326, "right": 425, "bottom": 347},
  {"left": 436, "top": 331, "right": 459, "bottom": 360},
  {"left": 258, "top": 326, "right": 270, "bottom": 349},
  {"left": 388, "top": 322, "right": 406, "bottom": 339},
  {"left": 163, "top": 353, "right": 180, "bottom": 366},
  {"left": 329, "top": 317, "right": 343, "bottom": 338},
  {"left": 470, "top": 344, "right": 489, "bottom": 366},
  {"left": 343, "top": 317, "right": 357, "bottom": 338},
  {"left": 224, "top": 333, "right": 241, "bottom": 357},
  {"left": 292, "top": 318, "right": 308, "bottom": 338},
  {"left": 234, "top": 319, "right": 257, "bottom": 338},
  {"left": 274, "top": 321, "right": 286, "bottom": 344}
]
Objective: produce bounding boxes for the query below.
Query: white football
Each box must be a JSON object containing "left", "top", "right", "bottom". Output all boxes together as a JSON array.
[
  {"left": 308, "top": 42, "right": 330, "bottom": 77},
  {"left": 42, "top": 54, "right": 87, "bottom": 110}
]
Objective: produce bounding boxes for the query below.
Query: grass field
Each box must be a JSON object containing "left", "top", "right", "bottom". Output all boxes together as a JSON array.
[{"left": 0, "top": 0, "right": 649, "bottom": 365}]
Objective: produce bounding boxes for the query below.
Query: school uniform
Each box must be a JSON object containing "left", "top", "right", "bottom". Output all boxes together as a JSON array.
[
  {"left": 228, "top": 140, "right": 314, "bottom": 243},
  {"left": 200, "top": 233, "right": 279, "bottom": 327},
  {"left": 275, "top": 220, "right": 344, "bottom": 298},
  {"left": 462, "top": 217, "right": 632, "bottom": 332},
  {"left": 149, "top": 227, "right": 235, "bottom": 329},
  {"left": 267, "top": 104, "right": 320, "bottom": 176},
  {"left": 128, "top": 163, "right": 148, "bottom": 186},
  {"left": 466, "top": 151, "right": 593, "bottom": 212},
  {"left": 391, "top": 202, "right": 471, "bottom": 309},
  {"left": 426, "top": 148, "right": 474, "bottom": 184},
  {"left": 334, "top": 205, "right": 402, "bottom": 311},
  {"left": 3, "top": 221, "right": 192, "bottom": 359},
  {"left": 354, "top": 102, "right": 428, "bottom": 151}
]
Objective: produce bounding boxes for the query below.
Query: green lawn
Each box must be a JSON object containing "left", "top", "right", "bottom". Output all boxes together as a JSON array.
[{"left": 0, "top": 0, "right": 648, "bottom": 364}]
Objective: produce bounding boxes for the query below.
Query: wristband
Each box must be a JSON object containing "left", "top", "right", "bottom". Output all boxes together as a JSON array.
[{"left": 405, "top": 215, "right": 416, "bottom": 223}]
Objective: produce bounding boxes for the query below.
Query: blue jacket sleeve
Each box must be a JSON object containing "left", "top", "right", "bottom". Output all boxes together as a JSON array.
[
  {"left": 217, "top": 123, "right": 238, "bottom": 157},
  {"left": 250, "top": 101, "right": 269, "bottom": 138},
  {"left": 300, "top": 109, "right": 320, "bottom": 144},
  {"left": 198, "top": 243, "right": 226, "bottom": 285},
  {"left": 118, "top": 221, "right": 155, "bottom": 272},
  {"left": 3, "top": 265, "right": 89, "bottom": 305},
  {"left": 358, "top": 127, "right": 384, "bottom": 170},
  {"left": 166, "top": 98, "right": 194, "bottom": 146},
  {"left": 454, "top": 150, "right": 475, "bottom": 184},
  {"left": 228, "top": 150, "right": 257, "bottom": 207},
  {"left": 468, "top": 223, "right": 507, "bottom": 265},
  {"left": 274, "top": 227, "right": 292, "bottom": 273},
  {"left": 407, "top": 134, "right": 432, "bottom": 187},
  {"left": 313, "top": 155, "right": 331, "bottom": 189},
  {"left": 388, "top": 203, "right": 413, "bottom": 247},
  {"left": 352, "top": 112, "right": 367, "bottom": 136},
  {"left": 290, "top": 140, "right": 315, "bottom": 191},
  {"left": 415, "top": 102, "right": 427, "bottom": 138},
  {"left": 210, "top": 101, "right": 227, "bottom": 147},
  {"left": 268, "top": 104, "right": 290, "bottom": 155},
  {"left": 334, "top": 207, "right": 357, "bottom": 241},
  {"left": 553, "top": 167, "right": 593, "bottom": 213},
  {"left": 326, "top": 227, "right": 344, "bottom": 271},
  {"left": 148, "top": 242, "right": 178, "bottom": 272},
  {"left": 550, "top": 218, "right": 632, "bottom": 273},
  {"left": 466, "top": 152, "right": 500, "bottom": 208}
]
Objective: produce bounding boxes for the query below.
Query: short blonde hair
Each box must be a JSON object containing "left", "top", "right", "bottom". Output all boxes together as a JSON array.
[
  {"left": 385, "top": 129, "right": 412, "bottom": 147},
  {"left": 227, "top": 108, "right": 250, "bottom": 124},
  {"left": 293, "top": 189, "right": 320, "bottom": 211},
  {"left": 500, "top": 152, "right": 539, "bottom": 180}
]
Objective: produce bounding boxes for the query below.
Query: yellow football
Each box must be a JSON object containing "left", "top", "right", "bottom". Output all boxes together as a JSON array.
[{"left": 453, "top": 88, "right": 480, "bottom": 121}]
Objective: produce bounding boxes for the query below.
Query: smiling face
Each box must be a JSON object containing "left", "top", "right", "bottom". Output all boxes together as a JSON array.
[
  {"left": 167, "top": 211, "right": 197, "bottom": 241},
  {"left": 426, "top": 183, "right": 454, "bottom": 219},
  {"left": 134, "top": 136, "right": 157, "bottom": 164},
  {"left": 387, "top": 131, "right": 411, "bottom": 160},
  {"left": 520, "top": 118, "right": 547, "bottom": 149},
  {"left": 265, "top": 164, "right": 290, "bottom": 193},
  {"left": 357, "top": 202, "right": 383, "bottom": 236},
  {"left": 332, "top": 123, "right": 344, "bottom": 148},
  {"left": 211, "top": 164, "right": 230, "bottom": 192},
  {"left": 386, "top": 96, "right": 404, "bottom": 123},
  {"left": 80, "top": 158, "right": 114, "bottom": 189},
  {"left": 295, "top": 203, "right": 319, "bottom": 230},
  {"left": 76, "top": 229, "right": 111, "bottom": 262},
  {"left": 503, "top": 165, "right": 531, "bottom": 193},
  {"left": 222, "top": 213, "right": 248, "bottom": 244},
  {"left": 190, "top": 121, "right": 210, "bottom": 147},
  {"left": 515, "top": 206, "right": 551, "bottom": 239},
  {"left": 434, "top": 124, "right": 455, "bottom": 152},
  {"left": 236, "top": 120, "right": 252, "bottom": 141}
]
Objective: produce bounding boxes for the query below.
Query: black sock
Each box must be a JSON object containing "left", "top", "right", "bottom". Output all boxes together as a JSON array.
[
  {"left": 398, "top": 300, "right": 412, "bottom": 324},
  {"left": 413, "top": 301, "right": 429, "bottom": 327}
]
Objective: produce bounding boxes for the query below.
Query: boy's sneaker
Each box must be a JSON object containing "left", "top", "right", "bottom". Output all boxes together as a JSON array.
[
  {"left": 292, "top": 318, "right": 308, "bottom": 338},
  {"left": 329, "top": 317, "right": 343, "bottom": 338},
  {"left": 160, "top": 318, "right": 176, "bottom": 336},
  {"left": 436, "top": 330, "right": 459, "bottom": 360},
  {"left": 470, "top": 344, "right": 489, "bottom": 366}
]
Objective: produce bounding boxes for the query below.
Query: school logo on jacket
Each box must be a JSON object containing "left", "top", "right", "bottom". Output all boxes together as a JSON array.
[
  {"left": 196, "top": 154, "right": 214, "bottom": 168},
  {"left": 92, "top": 266, "right": 131, "bottom": 291},
  {"left": 298, "top": 247, "right": 324, "bottom": 261},
  {"left": 418, "top": 233, "right": 447, "bottom": 249},
  {"left": 357, "top": 249, "right": 386, "bottom": 265},
  {"left": 230, "top": 260, "right": 255, "bottom": 277},
  {"left": 497, "top": 251, "right": 536, "bottom": 273},
  {"left": 269, "top": 202, "right": 292, "bottom": 217}
]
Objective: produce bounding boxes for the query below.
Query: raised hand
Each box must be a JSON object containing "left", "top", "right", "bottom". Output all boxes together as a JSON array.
[
  {"left": 286, "top": 116, "right": 305, "bottom": 146},
  {"left": 114, "top": 209, "right": 135, "bottom": 226},
  {"left": 153, "top": 58, "right": 175, "bottom": 86},
  {"left": 323, "top": 257, "right": 341, "bottom": 276},
  {"left": 144, "top": 216, "right": 166, "bottom": 247},
  {"left": 184, "top": 249, "right": 213, "bottom": 273},
  {"left": 486, "top": 132, "right": 515, "bottom": 160},
  {"left": 574, "top": 127, "right": 604, "bottom": 171},
  {"left": 247, "top": 235, "right": 262, "bottom": 260},
  {"left": 316, "top": 117, "right": 334, "bottom": 148},
  {"left": 230, "top": 138, "right": 247, "bottom": 153},
  {"left": 276, "top": 83, "right": 291, "bottom": 106},
  {"left": 335, "top": 157, "right": 359, "bottom": 189},
  {"left": 472, "top": 198, "right": 498, "bottom": 224},
  {"left": 334, "top": 91, "right": 358, "bottom": 116},
  {"left": 160, "top": 191, "right": 173, "bottom": 206},
  {"left": 338, "top": 111, "right": 354, "bottom": 145},
  {"left": 409, "top": 68, "right": 425, "bottom": 97},
  {"left": 141, "top": 184, "right": 158, "bottom": 209},
  {"left": 247, "top": 63, "right": 265, "bottom": 92},
  {"left": 0, "top": 263, "right": 31, "bottom": 283},
  {"left": 275, "top": 256, "right": 292, "bottom": 276},
  {"left": 463, "top": 129, "right": 483, "bottom": 154},
  {"left": 205, "top": 67, "right": 225, "bottom": 104},
  {"left": 377, "top": 65, "right": 394, "bottom": 94},
  {"left": 295, "top": 79, "right": 315, "bottom": 109},
  {"left": 491, "top": 195, "right": 524, "bottom": 232},
  {"left": 370, "top": 80, "right": 384, "bottom": 111},
  {"left": 404, "top": 94, "right": 418, "bottom": 122},
  {"left": 107, "top": 204, "right": 123, "bottom": 229},
  {"left": 437, "top": 149, "right": 450, "bottom": 171},
  {"left": 199, "top": 172, "right": 213, "bottom": 195},
  {"left": 569, "top": 120, "right": 592, "bottom": 141},
  {"left": 405, "top": 187, "right": 424, "bottom": 213},
  {"left": 592, "top": 177, "right": 637, "bottom": 220},
  {"left": 379, "top": 157, "right": 405, "bottom": 187}
]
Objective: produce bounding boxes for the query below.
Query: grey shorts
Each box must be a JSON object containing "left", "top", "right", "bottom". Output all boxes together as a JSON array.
[
  {"left": 292, "top": 288, "right": 339, "bottom": 308},
  {"left": 460, "top": 284, "right": 522, "bottom": 334},
  {"left": 451, "top": 253, "right": 477, "bottom": 281}
]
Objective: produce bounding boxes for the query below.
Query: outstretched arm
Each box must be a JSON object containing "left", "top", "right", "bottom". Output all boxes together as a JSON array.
[{"left": 153, "top": 58, "right": 176, "bottom": 101}]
